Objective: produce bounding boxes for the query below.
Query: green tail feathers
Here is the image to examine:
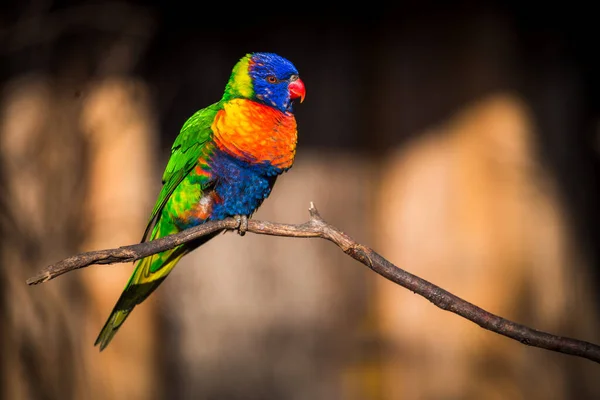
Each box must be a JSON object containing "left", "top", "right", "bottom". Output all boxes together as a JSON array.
[
  {"left": 94, "top": 246, "right": 186, "bottom": 351},
  {"left": 94, "top": 308, "right": 134, "bottom": 351}
]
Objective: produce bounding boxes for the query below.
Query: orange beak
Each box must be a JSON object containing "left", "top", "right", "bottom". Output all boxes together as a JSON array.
[{"left": 289, "top": 78, "right": 306, "bottom": 103}]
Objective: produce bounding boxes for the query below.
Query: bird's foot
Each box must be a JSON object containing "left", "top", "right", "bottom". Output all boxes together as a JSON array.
[{"left": 234, "top": 215, "right": 248, "bottom": 236}]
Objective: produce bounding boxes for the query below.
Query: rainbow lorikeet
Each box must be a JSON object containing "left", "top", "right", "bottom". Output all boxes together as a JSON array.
[{"left": 95, "top": 52, "right": 305, "bottom": 351}]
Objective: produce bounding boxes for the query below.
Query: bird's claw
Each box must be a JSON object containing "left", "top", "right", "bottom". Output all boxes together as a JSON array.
[{"left": 234, "top": 215, "right": 248, "bottom": 236}]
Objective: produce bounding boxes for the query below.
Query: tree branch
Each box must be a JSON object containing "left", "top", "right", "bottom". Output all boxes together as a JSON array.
[{"left": 26, "top": 203, "right": 600, "bottom": 364}]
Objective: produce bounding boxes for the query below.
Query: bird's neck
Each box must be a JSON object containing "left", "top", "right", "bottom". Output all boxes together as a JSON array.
[{"left": 211, "top": 99, "right": 297, "bottom": 171}]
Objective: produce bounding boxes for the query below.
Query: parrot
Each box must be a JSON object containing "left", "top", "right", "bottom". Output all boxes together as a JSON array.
[{"left": 94, "top": 52, "right": 305, "bottom": 351}]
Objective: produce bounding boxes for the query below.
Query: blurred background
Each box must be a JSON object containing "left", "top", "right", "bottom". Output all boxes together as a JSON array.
[{"left": 1, "top": 2, "right": 599, "bottom": 400}]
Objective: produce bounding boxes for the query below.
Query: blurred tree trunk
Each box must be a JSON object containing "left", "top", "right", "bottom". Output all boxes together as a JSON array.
[
  {"left": 0, "top": 74, "right": 87, "bottom": 400},
  {"left": 367, "top": 13, "right": 600, "bottom": 399},
  {"left": 77, "top": 77, "right": 160, "bottom": 400},
  {"left": 373, "top": 94, "right": 600, "bottom": 399},
  {"left": 0, "top": 74, "right": 158, "bottom": 400}
]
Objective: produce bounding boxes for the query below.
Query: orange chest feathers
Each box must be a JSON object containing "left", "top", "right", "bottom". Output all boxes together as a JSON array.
[{"left": 211, "top": 99, "right": 298, "bottom": 170}]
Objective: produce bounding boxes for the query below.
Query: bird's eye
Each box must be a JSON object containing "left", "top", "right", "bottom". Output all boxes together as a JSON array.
[{"left": 267, "top": 75, "right": 278, "bottom": 83}]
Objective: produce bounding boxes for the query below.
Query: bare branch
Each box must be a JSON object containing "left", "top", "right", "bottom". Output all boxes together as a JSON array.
[{"left": 26, "top": 203, "right": 600, "bottom": 364}]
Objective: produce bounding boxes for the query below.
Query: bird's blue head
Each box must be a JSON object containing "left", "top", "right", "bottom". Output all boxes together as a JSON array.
[{"left": 223, "top": 52, "right": 305, "bottom": 113}]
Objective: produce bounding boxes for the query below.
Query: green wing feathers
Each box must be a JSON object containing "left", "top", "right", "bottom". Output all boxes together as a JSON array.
[
  {"left": 141, "top": 103, "right": 220, "bottom": 241},
  {"left": 162, "top": 103, "right": 219, "bottom": 183},
  {"left": 96, "top": 103, "right": 220, "bottom": 350}
]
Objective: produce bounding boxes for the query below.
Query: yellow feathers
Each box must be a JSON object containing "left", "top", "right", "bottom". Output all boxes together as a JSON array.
[{"left": 230, "top": 54, "right": 253, "bottom": 99}]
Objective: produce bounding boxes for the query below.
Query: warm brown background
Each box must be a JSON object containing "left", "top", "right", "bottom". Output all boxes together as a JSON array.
[{"left": 1, "top": 4, "right": 599, "bottom": 400}]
